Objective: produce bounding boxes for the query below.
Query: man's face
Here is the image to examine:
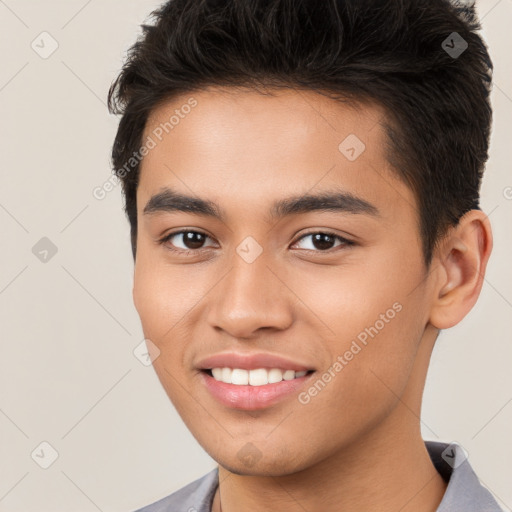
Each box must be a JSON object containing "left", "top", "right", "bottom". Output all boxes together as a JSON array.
[{"left": 133, "top": 87, "right": 436, "bottom": 475}]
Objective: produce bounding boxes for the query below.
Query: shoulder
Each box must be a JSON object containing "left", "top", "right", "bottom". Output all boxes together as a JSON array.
[{"left": 133, "top": 467, "right": 219, "bottom": 512}]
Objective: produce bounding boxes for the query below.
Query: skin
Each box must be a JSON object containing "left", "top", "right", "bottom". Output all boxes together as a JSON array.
[{"left": 132, "top": 86, "right": 492, "bottom": 512}]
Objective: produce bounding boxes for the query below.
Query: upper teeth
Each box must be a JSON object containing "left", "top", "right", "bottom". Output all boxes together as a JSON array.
[{"left": 211, "top": 367, "right": 308, "bottom": 386}]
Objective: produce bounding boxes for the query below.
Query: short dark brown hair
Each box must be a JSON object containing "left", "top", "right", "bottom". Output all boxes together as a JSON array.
[{"left": 108, "top": 0, "right": 493, "bottom": 265}]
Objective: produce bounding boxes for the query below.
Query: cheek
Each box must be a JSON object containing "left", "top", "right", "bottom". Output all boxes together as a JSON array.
[
  {"left": 292, "top": 252, "right": 426, "bottom": 408},
  {"left": 133, "top": 254, "right": 201, "bottom": 337},
  {"left": 132, "top": 261, "right": 194, "bottom": 405},
  {"left": 133, "top": 261, "right": 168, "bottom": 337},
  {"left": 291, "top": 251, "right": 418, "bottom": 341},
  {"left": 132, "top": 255, "right": 214, "bottom": 388}
]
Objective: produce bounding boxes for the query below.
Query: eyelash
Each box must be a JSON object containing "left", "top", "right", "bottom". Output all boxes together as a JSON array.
[{"left": 158, "top": 229, "right": 355, "bottom": 256}]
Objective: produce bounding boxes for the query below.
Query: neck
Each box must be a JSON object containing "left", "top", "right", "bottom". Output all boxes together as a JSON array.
[
  {"left": 213, "top": 419, "right": 446, "bottom": 512},
  {"left": 212, "top": 324, "right": 447, "bottom": 512}
]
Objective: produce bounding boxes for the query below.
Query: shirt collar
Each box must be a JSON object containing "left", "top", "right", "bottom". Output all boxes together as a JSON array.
[{"left": 426, "top": 441, "right": 502, "bottom": 511}]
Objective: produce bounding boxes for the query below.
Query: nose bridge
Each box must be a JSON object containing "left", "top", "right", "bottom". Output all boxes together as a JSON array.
[{"left": 207, "top": 239, "right": 292, "bottom": 337}]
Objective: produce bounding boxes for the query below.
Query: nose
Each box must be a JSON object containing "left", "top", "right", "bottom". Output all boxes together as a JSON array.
[{"left": 206, "top": 248, "right": 294, "bottom": 339}]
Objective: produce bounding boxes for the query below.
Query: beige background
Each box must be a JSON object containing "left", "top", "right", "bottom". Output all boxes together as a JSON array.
[{"left": 0, "top": 1, "right": 510, "bottom": 510}]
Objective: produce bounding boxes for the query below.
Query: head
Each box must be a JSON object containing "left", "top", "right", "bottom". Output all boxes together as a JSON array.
[{"left": 108, "top": 0, "right": 493, "bottom": 475}]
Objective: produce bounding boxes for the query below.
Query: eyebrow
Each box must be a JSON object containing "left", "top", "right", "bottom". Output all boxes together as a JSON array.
[{"left": 143, "top": 187, "right": 380, "bottom": 222}]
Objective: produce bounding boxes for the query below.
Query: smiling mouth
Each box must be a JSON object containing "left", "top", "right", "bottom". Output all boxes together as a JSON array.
[{"left": 202, "top": 368, "right": 315, "bottom": 386}]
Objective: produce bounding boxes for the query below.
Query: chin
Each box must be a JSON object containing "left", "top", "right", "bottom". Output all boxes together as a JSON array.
[
  {"left": 211, "top": 446, "right": 313, "bottom": 477},
  {"left": 218, "top": 462, "right": 301, "bottom": 478}
]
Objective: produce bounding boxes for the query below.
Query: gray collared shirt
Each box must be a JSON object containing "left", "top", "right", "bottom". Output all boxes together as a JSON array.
[{"left": 134, "top": 441, "right": 503, "bottom": 511}]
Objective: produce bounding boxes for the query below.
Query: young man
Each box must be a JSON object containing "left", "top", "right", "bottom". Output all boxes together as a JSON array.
[{"left": 108, "top": 0, "right": 502, "bottom": 510}]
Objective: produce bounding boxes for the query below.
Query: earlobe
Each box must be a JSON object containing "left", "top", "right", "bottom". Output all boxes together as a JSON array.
[{"left": 429, "top": 210, "right": 493, "bottom": 329}]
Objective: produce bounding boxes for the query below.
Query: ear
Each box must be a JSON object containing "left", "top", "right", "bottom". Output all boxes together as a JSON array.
[{"left": 429, "top": 209, "right": 493, "bottom": 329}]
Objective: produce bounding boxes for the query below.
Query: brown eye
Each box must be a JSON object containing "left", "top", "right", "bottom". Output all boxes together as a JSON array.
[
  {"left": 294, "top": 232, "right": 354, "bottom": 252},
  {"left": 160, "top": 230, "right": 215, "bottom": 252}
]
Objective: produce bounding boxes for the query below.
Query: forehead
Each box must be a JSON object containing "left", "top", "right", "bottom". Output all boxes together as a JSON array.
[
  {"left": 144, "top": 86, "right": 386, "bottom": 155},
  {"left": 138, "top": 86, "right": 416, "bottom": 225}
]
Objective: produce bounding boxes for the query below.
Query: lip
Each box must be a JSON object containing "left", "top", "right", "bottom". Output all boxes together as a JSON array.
[
  {"left": 196, "top": 351, "right": 315, "bottom": 372},
  {"left": 200, "top": 370, "right": 315, "bottom": 410}
]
